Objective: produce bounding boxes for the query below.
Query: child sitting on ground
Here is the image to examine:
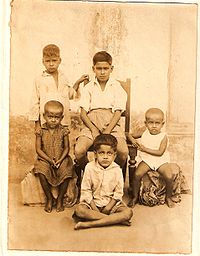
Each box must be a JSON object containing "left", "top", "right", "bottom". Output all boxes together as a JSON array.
[
  {"left": 29, "top": 43, "right": 88, "bottom": 132},
  {"left": 34, "top": 100, "right": 74, "bottom": 213},
  {"left": 127, "top": 108, "right": 182, "bottom": 208},
  {"left": 73, "top": 134, "right": 133, "bottom": 230}
]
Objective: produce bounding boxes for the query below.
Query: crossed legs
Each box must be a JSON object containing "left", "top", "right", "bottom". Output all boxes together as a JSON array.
[{"left": 74, "top": 204, "right": 133, "bottom": 230}]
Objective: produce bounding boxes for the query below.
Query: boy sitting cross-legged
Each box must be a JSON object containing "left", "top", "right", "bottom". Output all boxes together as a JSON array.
[{"left": 73, "top": 134, "right": 133, "bottom": 230}]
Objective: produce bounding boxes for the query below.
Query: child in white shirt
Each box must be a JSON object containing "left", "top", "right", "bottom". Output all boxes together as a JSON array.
[
  {"left": 74, "top": 51, "right": 128, "bottom": 172},
  {"left": 73, "top": 134, "right": 133, "bottom": 230},
  {"left": 29, "top": 44, "right": 88, "bottom": 131},
  {"left": 127, "top": 108, "right": 178, "bottom": 208}
]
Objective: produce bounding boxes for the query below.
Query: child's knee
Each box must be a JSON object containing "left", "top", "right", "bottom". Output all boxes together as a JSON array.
[
  {"left": 135, "top": 170, "right": 143, "bottom": 180},
  {"left": 74, "top": 204, "right": 85, "bottom": 218},
  {"left": 117, "top": 147, "right": 128, "bottom": 161},
  {"left": 74, "top": 144, "right": 87, "bottom": 159}
]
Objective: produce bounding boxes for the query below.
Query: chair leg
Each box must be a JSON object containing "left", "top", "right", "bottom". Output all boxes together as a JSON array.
[
  {"left": 122, "top": 160, "right": 127, "bottom": 183},
  {"left": 74, "top": 162, "right": 82, "bottom": 200},
  {"left": 128, "top": 145, "right": 137, "bottom": 196}
]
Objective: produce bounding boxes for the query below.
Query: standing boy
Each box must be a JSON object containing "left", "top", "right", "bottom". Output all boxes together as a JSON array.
[
  {"left": 29, "top": 44, "right": 88, "bottom": 131},
  {"left": 73, "top": 134, "right": 133, "bottom": 230}
]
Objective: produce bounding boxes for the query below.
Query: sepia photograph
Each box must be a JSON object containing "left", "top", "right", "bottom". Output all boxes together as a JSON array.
[{"left": 1, "top": 0, "right": 200, "bottom": 255}]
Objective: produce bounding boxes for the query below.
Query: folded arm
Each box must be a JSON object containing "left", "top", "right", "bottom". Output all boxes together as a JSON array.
[{"left": 139, "top": 135, "right": 168, "bottom": 156}]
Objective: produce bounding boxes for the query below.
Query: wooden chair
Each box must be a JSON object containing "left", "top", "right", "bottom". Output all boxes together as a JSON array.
[
  {"left": 118, "top": 79, "right": 137, "bottom": 194},
  {"left": 74, "top": 79, "right": 137, "bottom": 194}
]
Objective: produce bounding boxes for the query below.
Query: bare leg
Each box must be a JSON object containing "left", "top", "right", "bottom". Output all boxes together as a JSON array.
[
  {"left": 74, "top": 206, "right": 133, "bottom": 230},
  {"left": 74, "top": 136, "right": 93, "bottom": 170},
  {"left": 128, "top": 161, "right": 150, "bottom": 208},
  {"left": 74, "top": 136, "right": 93, "bottom": 198},
  {"left": 74, "top": 204, "right": 106, "bottom": 220},
  {"left": 56, "top": 178, "right": 70, "bottom": 212},
  {"left": 115, "top": 137, "right": 129, "bottom": 170},
  {"left": 158, "top": 163, "right": 176, "bottom": 208},
  {"left": 38, "top": 173, "right": 54, "bottom": 213}
]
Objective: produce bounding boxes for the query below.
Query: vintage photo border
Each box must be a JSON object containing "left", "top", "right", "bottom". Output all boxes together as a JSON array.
[{"left": 1, "top": 0, "right": 200, "bottom": 255}]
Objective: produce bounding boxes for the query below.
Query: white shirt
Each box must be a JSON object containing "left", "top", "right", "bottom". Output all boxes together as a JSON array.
[
  {"left": 138, "top": 130, "right": 170, "bottom": 170},
  {"left": 80, "top": 77, "right": 127, "bottom": 113},
  {"left": 28, "top": 70, "right": 75, "bottom": 126},
  {"left": 80, "top": 160, "right": 124, "bottom": 207}
]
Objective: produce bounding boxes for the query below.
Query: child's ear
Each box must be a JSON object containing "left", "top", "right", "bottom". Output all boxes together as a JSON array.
[
  {"left": 111, "top": 65, "right": 114, "bottom": 72},
  {"left": 61, "top": 115, "right": 64, "bottom": 120},
  {"left": 59, "top": 57, "right": 62, "bottom": 63}
]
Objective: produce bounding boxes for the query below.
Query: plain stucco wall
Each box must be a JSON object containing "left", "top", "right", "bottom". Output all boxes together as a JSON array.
[{"left": 10, "top": 1, "right": 196, "bottom": 128}]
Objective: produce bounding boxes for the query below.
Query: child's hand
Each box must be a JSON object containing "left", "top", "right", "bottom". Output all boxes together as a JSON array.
[
  {"left": 129, "top": 137, "right": 140, "bottom": 148},
  {"left": 138, "top": 144, "right": 146, "bottom": 152},
  {"left": 54, "top": 159, "right": 62, "bottom": 169},
  {"left": 77, "top": 74, "right": 90, "bottom": 85},
  {"left": 102, "top": 206, "right": 111, "bottom": 215},
  {"left": 51, "top": 158, "right": 57, "bottom": 167}
]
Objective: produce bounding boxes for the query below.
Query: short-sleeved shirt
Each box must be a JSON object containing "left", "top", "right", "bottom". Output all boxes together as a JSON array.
[
  {"left": 28, "top": 70, "right": 75, "bottom": 126},
  {"left": 79, "top": 77, "right": 127, "bottom": 113},
  {"left": 138, "top": 130, "right": 170, "bottom": 170},
  {"left": 80, "top": 160, "right": 124, "bottom": 208}
]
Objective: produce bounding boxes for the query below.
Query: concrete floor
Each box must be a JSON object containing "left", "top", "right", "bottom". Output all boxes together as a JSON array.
[{"left": 8, "top": 182, "right": 192, "bottom": 254}]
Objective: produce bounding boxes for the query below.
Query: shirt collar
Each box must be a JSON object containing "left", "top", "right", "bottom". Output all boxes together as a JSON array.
[
  {"left": 93, "top": 77, "right": 115, "bottom": 87},
  {"left": 42, "top": 69, "right": 62, "bottom": 77},
  {"left": 95, "top": 160, "right": 119, "bottom": 171}
]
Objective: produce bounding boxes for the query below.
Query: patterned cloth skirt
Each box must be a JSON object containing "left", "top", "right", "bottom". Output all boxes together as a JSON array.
[
  {"left": 34, "top": 155, "right": 73, "bottom": 187},
  {"left": 21, "top": 165, "right": 78, "bottom": 207},
  {"left": 139, "top": 164, "right": 191, "bottom": 206}
]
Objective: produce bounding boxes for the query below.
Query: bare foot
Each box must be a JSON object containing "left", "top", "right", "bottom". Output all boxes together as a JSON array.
[
  {"left": 56, "top": 199, "right": 64, "bottom": 212},
  {"left": 166, "top": 197, "right": 176, "bottom": 208},
  {"left": 127, "top": 199, "right": 137, "bottom": 208},
  {"left": 44, "top": 198, "right": 53, "bottom": 213},
  {"left": 74, "top": 222, "right": 90, "bottom": 230},
  {"left": 121, "top": 220, "right": 132, "bottom": 226},
  {"left": 171, "top": 195, "right": 181, "bottom": 203}
]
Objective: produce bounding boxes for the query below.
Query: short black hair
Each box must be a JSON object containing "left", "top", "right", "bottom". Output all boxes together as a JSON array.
[
  {"left": 93, "top": 134, "right": 117, "bottom": 152},
  {"left": 43, "top": 44, "right": 60, "bottom": 58},
  {"left": 44, "top": 100, "right": 64, "bottom": 114},
  {"left": 93, "top": 51, "right": 112, "bottom": 65}
]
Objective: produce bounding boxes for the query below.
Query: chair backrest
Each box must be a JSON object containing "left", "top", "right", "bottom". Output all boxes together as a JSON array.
[{"left": 118, "top": 79, "right": 131, "bottom": 133}]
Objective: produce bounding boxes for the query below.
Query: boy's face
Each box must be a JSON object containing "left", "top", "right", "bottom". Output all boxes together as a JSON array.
[
  {"left": 95, "top": 145, "right": 116, "bottom": 169},
  {"left": 43, "top": 107, "right": 63, "bottom": 129},
  {"left": 92, "top": 61, "right": 113, "bottom": 83},
  {"left": 42, "top": 56, "right": 61, "bottom": 74},
  {"left": 145, "top": 113, "right": 164, "bottom": 135}
]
